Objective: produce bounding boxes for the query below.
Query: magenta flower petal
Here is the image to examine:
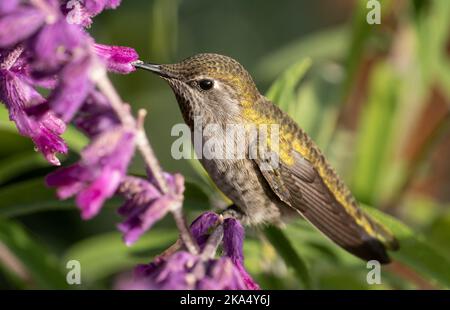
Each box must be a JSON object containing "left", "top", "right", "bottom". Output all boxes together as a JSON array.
[
  {"left": 117, "top": 174, "right": 185, "bottom": 245},
  {"left": 128, "top": 251, "right": 251, "bottom": 290},
  {"left": 119, "top": 195, "right": 176, "bottom": 245},
  {"left": 84, "top": 0, "right": 122, "bottom": 15},
  {"left": 197, "top": 257, "right": 248, "bottom": 290},
  {"left": 31, "top": 124, "right": 68, "bottom": 165},
  {"left": 223, "top": 218, "right": 260, "bottom": 290},
  {"left": 76, "top": 167, "right": 122, "bottom": 219},
  {"left": 46, "top": 164, "right": 87, "bottom": 199},
  {"left": 151, "top": 251, "right": 200, "bottom": 290},
  {"left": 7, "top": 52, "right": 59, "bottom": 89},
  {"left": 46, "top": 128, "right": 136, "bottom": 218},
  {"left": 0, "top": 6, "right": 45, "bottom": 48},
  {"left": 72, "top": 91, "right": 120, "bottom": 137},
  {"left": 105, "top": 0, "right": 122, "bottom": 9},
  {"left": 189, "top": 212, "right": 220, "bottom": 250},
  {"left": 47, "top": 54, "right": 93, "bottom": 122},
  {"left": 0, "top": 0, "right": 19, "bottom": 14},
  {"left": 117, "top": 177, "right": 161, "bottom": 216},
  {"left": 222, "top": 218, "right": 245, "bottom": 262},
  {"left": 31, "top": 19, "right": 85, "bottom": 72},
  {"left": 39, "top": 109, "right": 66, "bottom": 135},
  {"left": 0, "top": 69, "right": 44, "bottom": 114},
  {"left": 94, "top": 44, "right": 138, "bottom": 74},
  {"left": 65, "top": 0, "right": 122, "bottom": 27},
  {"left": 0, "top": 68, "right": 67, "bottom": 165}
]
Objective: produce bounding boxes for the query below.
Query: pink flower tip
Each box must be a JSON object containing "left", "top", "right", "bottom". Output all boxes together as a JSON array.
[{"left": 94, "top": 44, "right": 139, "bottom": 74}]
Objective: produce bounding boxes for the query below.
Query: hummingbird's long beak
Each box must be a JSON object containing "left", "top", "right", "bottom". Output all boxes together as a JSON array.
[{"left": 132, "top": 60, "right": 176, "bottom": 79}]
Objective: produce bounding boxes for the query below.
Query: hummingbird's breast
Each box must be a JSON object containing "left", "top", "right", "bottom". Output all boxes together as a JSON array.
[{"left": 199, "top": 155, "right": 284, "bottom": 225}]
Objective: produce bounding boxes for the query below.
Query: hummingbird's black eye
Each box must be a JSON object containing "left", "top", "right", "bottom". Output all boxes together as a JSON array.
[{"left": 198, "top": 79, "right": 214, "bottom": 91}]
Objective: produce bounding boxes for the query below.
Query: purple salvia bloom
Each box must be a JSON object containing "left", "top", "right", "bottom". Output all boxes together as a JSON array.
[
  {"left": 125, "top": 216, "right": 259, "bottom": 290},
  {"left": 131, "top": 251, "right": 250, "bottom": 290},
  {"left": 197, "top": 257, "right": 248, "bottom": 290},
  {"left": 222, "top": 218, "right": 245, "bottom": 261},
  {"left": 105, "top": 0, "right": 122, "bottom": 9},
  {"left": 47, "top": 53, "right": 93, "bottom": 122},
  {"left": 189, "top": 212, "right": 220, "bottom": 250},
  {"left": 72, "top": 90, "right": 120, "bottom": 137},
  {"left": 46, "top": 127, "right": 135, "bottom": 219},
  {"left": 141, "top": 251, "right": 200, "bottom": 290},
  {"left": 0, "top": 6, "right": 45, "bottom": 48},
  {"left": 31, "top": 19, "right": 86, "bottom": 73},
  {"left": 0, "top": 0, "right": 19, "bottom": 14},
  {"left": 0, "top": 56, "right": 67, "bottom": 165},
  {"left": 84, "top": 0, "right": 122, "bottom": 15},
  {"left": 223, "top": 218, "right": 260, "bottom": 290},
  {"left": 64, "top": 0, "right": 92, "bottom": 27},
  {"left": 1, "top": 48, "right": 58, "bottom": 90},
  {"left": 63, "top": 0, "right": 122, "bottom": 27},
  {"left": 117, "top": 173, "right": 185, "bottom": 245},
  {"left": 93, "top": 44, "right": 138, "bottom": 74}
]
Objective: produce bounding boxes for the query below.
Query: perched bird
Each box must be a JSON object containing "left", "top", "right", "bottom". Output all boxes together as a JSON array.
[{"left": 134, "top": 53, "right": 399, "bottom": 264}]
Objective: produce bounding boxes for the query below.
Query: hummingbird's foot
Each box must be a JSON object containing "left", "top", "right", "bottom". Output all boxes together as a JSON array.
[{"left": 221, "top": 204, "right": 247, "bottom": 223}]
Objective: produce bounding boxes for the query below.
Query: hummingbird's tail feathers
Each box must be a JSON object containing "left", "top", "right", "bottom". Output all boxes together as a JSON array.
[{"left": 365, "top": 215, "right": 400, "bottom": 251}]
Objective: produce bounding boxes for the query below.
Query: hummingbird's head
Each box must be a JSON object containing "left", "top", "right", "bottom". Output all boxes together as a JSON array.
[{"left": 134, "top": 53, "right": 260, "bottom": 123}]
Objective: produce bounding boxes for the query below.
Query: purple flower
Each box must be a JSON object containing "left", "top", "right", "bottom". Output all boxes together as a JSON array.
[
  {"left": 0, "top": 0, "right": 19, "bottom": 15},
  {"left": 94, "top": 44, "right": 138, "bottom": 74},
  {"left": 83, "top": 0, "right": 122, "bottom": 15},
  {"left": 120, "top": 213, "right": 260, "bottom": 290},
  {"left": 0, "top": 0, "right": 141, "bottom": 211},
  {"left": 0, "top": 49, "right": 67, "bottom": 165},
  {"left": 72, "top": 90, "right": 120, "bottom": 137},
  {"left": 196, "top": 257, "right": 250, "bottom": 290},
  {"left": 117, "top": 173, "right": 185, "bottom": 245},
  {"left": 46, "top": 53, "right": 93, "bottom": 122},
  {"left": 46, "top": 127, "right": 135, "bottom": 219},
  {"left": 132, "top": 251, "right": 250, "bottom": 290},
  {"left": 31, "top": 18, "right": 87, "bottom": 74},
  {"left": 190, "top": 211, "right": 220, "bottom": 250},
  {"left": 63, "top": 0, "right": 122, "bottom": 27},
  {"left": 223, "top": 218, "right": 260, "bottom": 290},
  {"left": 0, "top": 5, "right": 45, "bottom": 48}
]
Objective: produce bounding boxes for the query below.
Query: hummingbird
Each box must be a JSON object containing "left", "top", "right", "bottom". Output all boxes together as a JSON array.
[{"left": 134, "top": 53, "right": 399, "bottom": 264}]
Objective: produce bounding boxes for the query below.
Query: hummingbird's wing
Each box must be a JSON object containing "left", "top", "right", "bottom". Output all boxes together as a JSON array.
[{"left": 254, "top": 150, "right": 398, "bottom": 264}]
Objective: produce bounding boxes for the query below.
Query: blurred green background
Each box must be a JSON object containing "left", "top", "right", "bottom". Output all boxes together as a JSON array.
[{"left": 0, "top": 0, "right": 449, "bottom": 289}]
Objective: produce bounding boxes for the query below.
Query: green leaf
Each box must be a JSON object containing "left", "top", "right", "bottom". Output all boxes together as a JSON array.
[
  {"left": 364, "top": 206, "right": 450, "bottom": 289},
  {"left": 0, "top": 218, "right": 67, "bottom": 289},
  {"left": 265, "top": 58, "right": 343, "bottom": 155},
  {"left": 0, "top": 178, "right": 73, "bottom": 217},
  {"left": 183, "top": 179, "right": 213, "bottom": 212},
  {"left": 0, "top": 152, "right": 48, "bottom": 185},
  {"left": 256, "top": 26, "right": 348, "bottom": 83},
  {"left": 264, "top": 225, "right": 312, "bottom": 289},
  {"left": 64, "top": 228, "right": 177, "bottom": 284},
  {"left": 266, "top": 58, "right": 312, "bottom": 111},
  {"left": 0, "top": 107, "right": 16, "bottom": 133},
  {"left": 413, "top": 0, "right": 450, "bottom": 89},
  {"left": 426, "top": 211, "right": 450, "bottom": 261},
  {"left": 351, "top": 63, "right": 399, "bottom": 205},
  {"left": 150, "top": 0, "right": 179, "bottom": 62}
]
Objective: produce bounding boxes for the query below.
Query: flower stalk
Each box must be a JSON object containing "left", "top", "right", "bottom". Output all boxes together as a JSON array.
[
  {"left": 92, "top": 63, "right": 199, "bottom": 255},
  {"left": 0, "top": 0, "right": 257, "bottom": 290},
  {"left": 200, "top": 218, "right": 224, "bottom": 260}
]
